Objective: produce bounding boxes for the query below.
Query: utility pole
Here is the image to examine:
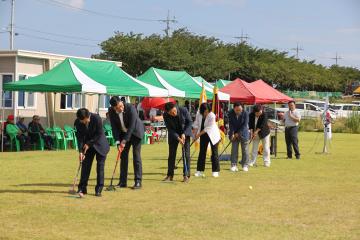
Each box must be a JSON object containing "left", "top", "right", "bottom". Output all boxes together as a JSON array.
[
  {"left": 291, "top": 43, "right": 303, "bottom": 59},
  {"left": 10, "top": 0, "right": 15, "bottom": 50},
  {"left": 159, "top": 10, "right": 177, "bottom": 37},
  {"left": 234, "top": 30, "right": 250, "bottom": 44},
  {"left": 331, "top": 52, "right": 342, "bottom": 65}
]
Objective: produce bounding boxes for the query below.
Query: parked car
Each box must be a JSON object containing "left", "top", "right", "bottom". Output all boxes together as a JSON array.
[
  {"left": 275, "top": 102, "right": 323, "bottom": 119},
  {"left": 329, "top": 104, "right": 360, "bottom": 118}
]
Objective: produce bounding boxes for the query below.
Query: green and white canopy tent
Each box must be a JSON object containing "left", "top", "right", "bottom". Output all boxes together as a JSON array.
[
  {"left": 192, "top": 76, "right": 230, "bottom": 101},
  {"left": 138, "top": 68, "right": 230, "bottom": 100},
  {"left": 215, "top": 79, "right": 232, "bottom": 89},
  {"left": 3, "top": 58, "right": 169, "bottom": 97}
]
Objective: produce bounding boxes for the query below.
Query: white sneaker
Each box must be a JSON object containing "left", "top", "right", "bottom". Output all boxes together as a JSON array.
[
  {"left": 194, "top": 171, "right": 204, "bottom": 177},
  {"left": 243, "top": 166, "right": 249, "bottom": 172},
  {"left": 212, "top": 172, "right": 219, "bottom": 178},
  {"left": 264, "top": 162, "right": 271, "bottom": 168},
  {"left": 230, "top": 165, "right": 238, "bottom": 172}
]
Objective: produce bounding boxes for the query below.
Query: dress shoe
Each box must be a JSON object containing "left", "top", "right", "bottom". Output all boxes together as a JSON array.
[
  {"left": 77, "top": 189, "right": 87, "bottom": 195},
  {"left": 162, "top": 176, "right": 173, "bottom": 182},
  {"left": 132, "top": 181, "right": 142, "bottom": 190},
  {"left": 116, "top": 183, "right": 127, "bottom": 188},
  {"left": 182, "top": 176, "right": 189, "bottom": 183},
  {"left": 95, "top": 192, "right": 102, "bottom": 197}
]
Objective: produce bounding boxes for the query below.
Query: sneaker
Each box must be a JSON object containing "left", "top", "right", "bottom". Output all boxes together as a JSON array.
[
  {"left": 243, "top": 166, "right": 249, "bottom": 172},
  {"left": 264, "top": 162, "right": 271, "bottom": 167},
  {"left": 230, "top": 165, "right": 238, "bottom": 172},
  {"left": 194, "top": 171, "right": 204, "bottom": 177},
  {"left": 212, "top": 172, "right": 219, "bottom": 178}
]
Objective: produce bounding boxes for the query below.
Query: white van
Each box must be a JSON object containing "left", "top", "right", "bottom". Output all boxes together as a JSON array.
[
  {"left": 275, "top": 102, "right": 323, "bottom": 119},
  {"left": 329, "top": 104, "right": 360, "bottom": 118}
]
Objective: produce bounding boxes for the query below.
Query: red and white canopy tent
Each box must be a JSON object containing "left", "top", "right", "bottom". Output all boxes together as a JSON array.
[{"left": 220, "top": 78, "right": 292, "bottom": 104}]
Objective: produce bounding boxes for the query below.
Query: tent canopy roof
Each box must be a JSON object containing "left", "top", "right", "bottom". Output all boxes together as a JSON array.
[
  {"left": 3, "top": 58, "right": 168, "bottom": 97},
  {"left": 220, "top": 78, "right": 292, "bottom": 104},
  {"left": 138, "top": 67, "right": 229, "bottom": 100}
]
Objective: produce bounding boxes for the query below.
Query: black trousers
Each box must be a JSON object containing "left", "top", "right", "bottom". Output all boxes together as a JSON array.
[
  {"left": 78, "top": 147, "right": 106, "bottom": 193},
  {"left": 197, "top": 133, "right": 220, "bottom": 172},
  {"left": 285, "top": 126, "right": 300, "bottom": 158},
  {"left": 167, "top": 136, "right": 191, "bottom": 177},
  {"left": 119, "top": 135, "right": 142, "bottom": 184}
]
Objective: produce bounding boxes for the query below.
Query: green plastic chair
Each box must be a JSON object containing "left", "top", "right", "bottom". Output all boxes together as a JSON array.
[
  {"left": 142, "top": 128, "right": 153, "bottom": 145},
  {"left": 46, "top": 127, "right": 67, "bottom": 150},
  {"left": 103, "top": 123, "right": 115, "bottom": 146},
  {"left": 63, "top": 125, "right": 78, "bottom": 150},
  {"left": 9, "top": 134, "right": 20, "bottom": 152},
  {"left": 29, "top": 132, "right": 44, "bottom": 151}
]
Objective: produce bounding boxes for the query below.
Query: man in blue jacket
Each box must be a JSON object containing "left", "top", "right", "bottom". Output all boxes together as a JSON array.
[
  {"left": 228, "top": 102, "right": 250, "bottom": 172},
  {"left": 163, "top": 102, "right": 193, "bottom": 183}
]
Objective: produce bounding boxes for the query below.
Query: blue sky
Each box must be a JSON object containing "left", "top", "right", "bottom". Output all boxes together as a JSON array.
[{"left": 1, "top": 0, "right": 359, "bottom": 68}]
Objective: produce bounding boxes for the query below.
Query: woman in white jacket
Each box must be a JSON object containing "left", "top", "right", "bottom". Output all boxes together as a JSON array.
[{"left": 193, "top": 103, "right": 221, "bottom": 178}]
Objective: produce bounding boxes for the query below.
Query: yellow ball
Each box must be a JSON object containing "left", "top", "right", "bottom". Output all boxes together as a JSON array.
[{"left": 249, "top": 186, "right": 253, "bottom": 190}]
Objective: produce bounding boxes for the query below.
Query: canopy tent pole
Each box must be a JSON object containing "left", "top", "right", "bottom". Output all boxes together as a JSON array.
[
  {"left": 45, "top": 92, "right": 50, "bottom": 127},
  {"left": 1, "top": 91, "right": 5, "bottom": 152},
  {"left": 53, "top": 93, "right": 56, "bottom": 127},
  {"left": 97, "top": 94, "right": 100, "bottom": 114}
]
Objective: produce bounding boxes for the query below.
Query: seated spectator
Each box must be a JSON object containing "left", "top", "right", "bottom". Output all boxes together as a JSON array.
[
  {"left": 6, "top": 115, "right": 28, "bottom": 150},
  {"left": 149, "top": 107, "right": 158, "bottom": 121},
  {"left": 16, "top": 116, "right": 28, "bottom": 133},
  {"left": 28, "top": 115, "right": 53, "bottom": 150}
]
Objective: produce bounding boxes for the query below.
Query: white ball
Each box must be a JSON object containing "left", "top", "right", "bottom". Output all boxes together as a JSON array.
[{"left": 249, "top": 186, "right": 253, "bottom": 190}]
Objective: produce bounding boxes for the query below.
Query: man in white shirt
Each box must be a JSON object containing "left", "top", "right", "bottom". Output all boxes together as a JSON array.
[{"left": 283, "top": 101, "right": 301, "bottom": 159}]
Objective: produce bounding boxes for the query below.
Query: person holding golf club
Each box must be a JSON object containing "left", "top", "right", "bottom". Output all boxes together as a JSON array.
[
  {"left": 108, "top": 96, "right": 144, "bottom": 190},
  {"left": 228, "top": 102, "right": 250, "bottom": 172},
  {"left": 193, "top": 103, "right": 221, "bottom": 178},
  {"left": 74, "top": 108, "right": 110, "bottom": 197},
  {"left": 163, "top": 102, "right": 193, "bottom": 183},
  {"left": 249, "top": 105, "right": 271, "bottom": 167}
]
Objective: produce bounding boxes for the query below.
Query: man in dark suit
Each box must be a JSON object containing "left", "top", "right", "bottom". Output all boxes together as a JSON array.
[
  {"left": 249, "top": 105, "right": 271, "bottom": 167},
  {"left": 163, "top": 102, "right": 193, "bottom": 183},
  {"left": 74, "top": 108, "right": 110, "bottom": 197},
  {"left": 228, "top": 102, "right": 250, "bottom": 172},
  {"left": 108, "top": 96, "right": 144, "bottom": 190}
]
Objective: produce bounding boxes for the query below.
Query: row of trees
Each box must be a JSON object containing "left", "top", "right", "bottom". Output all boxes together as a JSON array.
[{"left": 93, "top": 29, "right": 360, "bottom": 92}]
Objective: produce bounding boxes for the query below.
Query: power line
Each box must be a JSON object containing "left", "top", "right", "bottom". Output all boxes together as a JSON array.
[
  {"left": 33, "top": 0, "right": 162, "bottom": 22},
  {"left": 17, "top": 32, "right": 99, "bottom": 47},
  {"left": 16, "top": 25, "right": 102, "bottom": 42}
]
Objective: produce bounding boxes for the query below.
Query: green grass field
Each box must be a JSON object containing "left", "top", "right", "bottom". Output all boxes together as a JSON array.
[{"left": 0, "top": 132, "right": 359, "bottom": 240}]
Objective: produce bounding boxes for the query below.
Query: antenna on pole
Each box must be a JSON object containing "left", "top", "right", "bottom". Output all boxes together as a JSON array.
[
  {"left": 234, "top": 29, "right": 250, "bottom": 43},
  {"left": 159, "top": 10, "right": 177, "bottom": 37},
  {"left": 291, "top": 43, "right": 303, "bottom": 59},
  {"left": 331, "top": 52, "right": 342, "bottom": 65}
]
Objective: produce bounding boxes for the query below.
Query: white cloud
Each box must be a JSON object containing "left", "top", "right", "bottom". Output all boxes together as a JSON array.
[
  {"left": 192, "top": 0, "right": 246, "bottom": 7},
  {"left": 62, "top": 0, "right": 85, "bottom": 9}
]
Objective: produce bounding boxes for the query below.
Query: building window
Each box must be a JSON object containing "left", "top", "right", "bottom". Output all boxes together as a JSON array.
[
  {"left": 99, "top": 94, "right": 110, "bottom": 109},
  {"left": 18, "top": 75, "right": 35, "bottom": 108},
  {"left": 60, "top": 93, "right": 83, "bottom": 110},
  {"left": 2, "top": 74, "right": 13, "bottom": 108}
]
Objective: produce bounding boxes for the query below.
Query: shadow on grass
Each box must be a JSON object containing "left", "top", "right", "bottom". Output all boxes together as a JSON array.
[
  {"left": 0, "top": 189, "right": 68, "bottom": 194},
  {"left": 14, "top": 183, "right": 70, "bottom": 187}
]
